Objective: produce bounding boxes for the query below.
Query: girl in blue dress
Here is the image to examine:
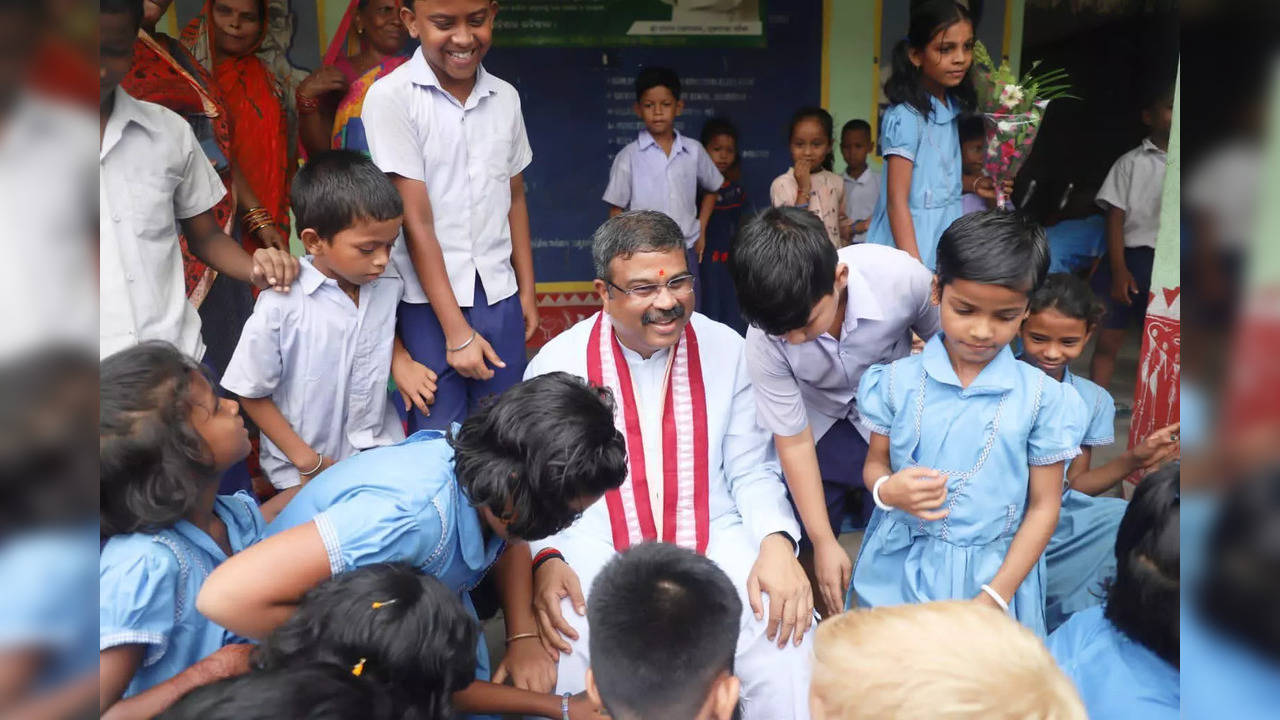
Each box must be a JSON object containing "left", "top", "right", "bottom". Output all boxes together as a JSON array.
[
  {"left": 1048, "top": 463, "right": 1180, "bottom": 720},
  {"left": 849, "top": 211, "right": 1086, "bottom": 636},
  {"left": 866, "top": 0, "right": 999, "bottom": 270},
  {"left": 99, "top": 343, "right": 297, "bottom": 709},
  {"left": 1019, "top": 273, "right": 1181, "bottom": 631},
  {"left": 698, "top": 117, "right": 750, "bottom": 335},
  {"left": 194, "top": 372, "right": 628, "bottom": 719}
]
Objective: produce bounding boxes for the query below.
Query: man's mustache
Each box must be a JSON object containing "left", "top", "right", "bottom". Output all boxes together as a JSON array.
[{"left": 642, "top": 304, "right": 686, "bottom": 325}]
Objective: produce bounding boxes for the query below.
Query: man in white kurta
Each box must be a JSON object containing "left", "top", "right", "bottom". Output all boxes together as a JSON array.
[{"left": 524, "top": 211, "right": 812, "bottom": 720}]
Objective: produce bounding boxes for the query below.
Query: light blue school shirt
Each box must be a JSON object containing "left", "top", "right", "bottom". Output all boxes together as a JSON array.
[
  {"left": 1043, "top": 365, "right": 1126, "bottom": 631},
  {"left": 848, "top": 336, "right": 1086, "bottom": 635},
  {"left": 0, "top": 525, "right": 99, "bottom": 692},
  {"left": 602, "top": 130, "right": 724, "bottom": 247},
  {"left": 99, "top": 492, "right": 266, "bottom": 697},
  {"left": 266, "top": 429, "right": 504, "bottom": 595},
  {"left": 1048, "top": 606, "right": 1179, "bottom": 720},
  {"left": 866, "top": 97, "right": 964, "bottom": 270}
]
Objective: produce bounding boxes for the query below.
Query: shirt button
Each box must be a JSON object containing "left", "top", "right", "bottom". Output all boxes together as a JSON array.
[{"left": 112, "top": 215, "right": 121, "bottom": 222}]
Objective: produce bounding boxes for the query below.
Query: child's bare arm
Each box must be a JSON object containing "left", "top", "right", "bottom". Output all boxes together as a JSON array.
[
  {"left": 392, "top": 175, "right": 505, "bottom": 380},
  {"left": 1069, "top": 422, "right": 1180, "bottom": 496},
  {"left": 1104, "top": 205, "right": 1137, "bottom": 304},
  {"left": 696, "top": 192, "right": 716, "bottom": 261},
  {"left": 608, "top": 204, "right": 624, "bottom": 218},
  {"left": 98, "top": 645, "right": 143, "bottom": 712},
  {"left": 883, "top": 156, "right": 920, "bottom": 260},
  {"left": 100, "top": 644, "right": 252, "bottom": 720},
  {"left": 238, "top": 396, "right": 331, "bottom": 480},
  {"left": 980, "top": 464, "right": 1062, "bottom": 607},
  {"left": 508, "top": 174, "right": 540, "bottom": 342}
]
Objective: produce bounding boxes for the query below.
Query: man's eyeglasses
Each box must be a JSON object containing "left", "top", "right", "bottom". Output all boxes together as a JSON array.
[{"left": 606, "top": 274, "right": 696, "bottom": 300}]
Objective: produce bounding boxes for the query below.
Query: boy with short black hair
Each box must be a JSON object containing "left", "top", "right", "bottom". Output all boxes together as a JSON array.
[
  {"left": 361, "top": 0, "right": 537, "bottom": 433},
  {"left": 604, "top": 66, "right": 724, "bottom": 304},
  {"left": 730, "top": 206, "right": 938, "bottom": 617},
  {"left": 222, "top": 150, "right": 430, "bottom": 489},
  {"left": 586, "top": 543, "right": 742, "bottom": 720},
  {"left": 839, "top": 119, "right": 878, "bottom": 242},
  {"left": 1090, "top": 84, "right": 1174, "bottom": 394}
]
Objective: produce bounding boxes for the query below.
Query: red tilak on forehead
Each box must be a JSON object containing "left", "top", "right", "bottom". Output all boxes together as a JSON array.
[{"left": 658, "top": 269, "right": 665, "bottom": 277}]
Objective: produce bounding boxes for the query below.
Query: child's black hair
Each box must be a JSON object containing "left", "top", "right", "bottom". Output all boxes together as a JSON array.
[
  {"left": 1200, "top": 465, "right": 1280, "bottom": 663},
  {"left": 100, "top": 342, "right": 217, "bottom": 537},
  {"left": 788, "top": 107, "right": 836, "bottom": 171},
  {"left": 885, "top": 0, "right": 977, "bottom": 120},
  {"left": 935, "top": 210, "right": 1050, "bottom": 294},
  {"left": 841, "top": 118, "right": 871, "bottom": 138},
  {"left": 450, "top": 371, "right": 628, "bottom": 541},
  {"left": 957, "top": 114, "right": 987, "bottom": 145},
  {"left": 1028, "top": 273, "right": 1106, "bottom": 330},
  {"left": 635, "top": 66, "right": 681, "bottom": 101},
  {"left": 700, "top": 117, "right": 739, "bottom": 166},
  {"left": 729, "top": 207, "right": 838, "bottom": 337},
  {"left": 291, "top": 150, "right": 404, "bottom": 241},
  {"left": 101, "top": 0, "right": 144, "bottom": 31},
  {"left": 158, "top": 663, "right": 403, "bottom": 720},
  {"left": 253, "top": 563, "right": 476, "bottom": 718},
  {"left": 1104, "top": 462, "right": 1180, "bottom": 667},
  {"left": 588, "top": 542, "right": 742, "bottom": 719}
]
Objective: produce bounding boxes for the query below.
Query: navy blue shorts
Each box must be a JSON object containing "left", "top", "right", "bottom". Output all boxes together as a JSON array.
[
  {"left": 1092, "top": 246, "right": 1155, "bottom": 330},
  {"left": 792, "top": 418, "right": 872, "bottom": 547},
  {"left": 395, "top": 275, "right": 527, "bottom": 432}
]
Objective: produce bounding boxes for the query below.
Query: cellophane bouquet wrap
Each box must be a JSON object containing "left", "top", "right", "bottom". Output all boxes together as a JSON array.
[{"left": 972, "top": 42, "right": 1074, "bottom": 209}]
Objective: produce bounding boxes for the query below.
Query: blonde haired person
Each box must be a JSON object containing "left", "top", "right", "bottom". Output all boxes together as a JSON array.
[{"left": 811, "top": 601, "right": 1085, "bottom": 720}]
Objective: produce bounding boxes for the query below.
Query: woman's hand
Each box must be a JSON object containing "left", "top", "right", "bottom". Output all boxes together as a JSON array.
[{"left": 297, "top": 65, "right": 348, "bottom": 100}]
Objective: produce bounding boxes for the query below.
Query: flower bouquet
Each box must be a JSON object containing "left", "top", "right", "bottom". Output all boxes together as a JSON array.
[{"left": 972, "top": 42, "right": 1075, "bottom": 209}]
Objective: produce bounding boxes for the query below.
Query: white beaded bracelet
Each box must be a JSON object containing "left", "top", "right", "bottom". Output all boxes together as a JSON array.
[
  {"left": 872, "top": 474, "right": 892, "bottom": 511},
  {"left": 980, "top": 584, "right": 1010, "bottom": 614}
]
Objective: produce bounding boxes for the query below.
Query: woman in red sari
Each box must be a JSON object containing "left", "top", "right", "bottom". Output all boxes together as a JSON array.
[{"left": 182, "top": 0, "right": 293, "bottom": 247}]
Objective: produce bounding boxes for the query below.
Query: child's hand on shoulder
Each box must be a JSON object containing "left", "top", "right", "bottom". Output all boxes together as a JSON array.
[
  {"left": 881, "top": 467, "right": 950, "bottom": 521},
  {"left": 250, "top": 247, "right": 299, "bottom": 293}
]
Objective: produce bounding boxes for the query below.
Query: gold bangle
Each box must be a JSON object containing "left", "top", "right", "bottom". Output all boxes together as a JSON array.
[{"left": 505, "top": 632, "right": 539, "bottom": 644}]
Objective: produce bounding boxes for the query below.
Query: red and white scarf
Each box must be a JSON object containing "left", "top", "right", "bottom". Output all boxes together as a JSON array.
[{"left": 586, "top": 312, "right": 710, "bottom": 554}]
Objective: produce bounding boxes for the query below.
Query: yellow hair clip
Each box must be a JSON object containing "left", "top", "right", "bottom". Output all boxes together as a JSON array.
[
  {"left": 370, "top": 599, "right": 398, "bottom": 610},
  {"left": 351, "top": 657, "right": 367, "bottom": 677}
]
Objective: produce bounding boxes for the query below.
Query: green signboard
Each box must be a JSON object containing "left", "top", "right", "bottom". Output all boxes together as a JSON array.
[{"left": 494, "top": 0, "right": 767, "bottom": 47}]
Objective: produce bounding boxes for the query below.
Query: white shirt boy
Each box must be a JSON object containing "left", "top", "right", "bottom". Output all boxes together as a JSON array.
[
  {"left": 361, "top": 51, "right": 533, "bottom": 307},
  {"left": 1095, "top": 138, "right": 1167, "bottom": 249},
  {"left": 602, "top": 130, "right": 724, "bottom": 247},
  {"left": 99, "top": 88, "right": 225, "bottom": 360},
  {"left": 842, "top": 166, "right": 880, "bottom": 242},
  {"left": 221, "top": 258, "right": 406, "bottom": 489}
]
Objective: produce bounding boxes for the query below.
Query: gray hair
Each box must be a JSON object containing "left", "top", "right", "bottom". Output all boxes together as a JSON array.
[{"left": 591, "top": 210, "right": 686, "bottom": 282}]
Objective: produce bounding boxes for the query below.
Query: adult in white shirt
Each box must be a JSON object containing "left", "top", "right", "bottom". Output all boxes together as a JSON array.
[
  {"left": 525, "top": 211, "right": 814, "bottom": 720},
  {"left": 99, "top": 0, "right": 297, "bottom": 362}
]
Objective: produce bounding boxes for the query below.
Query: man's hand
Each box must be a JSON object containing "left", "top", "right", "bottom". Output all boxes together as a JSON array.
[
  {"left": 746, "top": 533, "right": 813, "bottom": 648},
  {"left": 812, "top": 536, "right": 852, "bottom": 616},
  {"left": 879, "top": 467, "right": 950, "bottom": 521},
  {"left": 446, "top": 328, "right": 506, "bottom": 380},
  {"left": 520, "top": 290, "right": 541, "bottom": 343},
  {"left": 391, "top": 354, "right": 438, "bottom": 416},
  {"left": 532, "top": 558, "right": 586, "bottom": 656},
  {"left": 249, "top": 247, "right": 299, "bottom": 293},
  {"left": 490, "top": 636, "right": 557, "bottom": 693}
]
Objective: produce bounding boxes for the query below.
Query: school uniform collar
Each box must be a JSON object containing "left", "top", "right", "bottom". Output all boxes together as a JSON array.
[
  {"left": 922, "top": 334, "right": 1018, "bottom": 393},
  {"left": 842, "top": 262, "right": 885, "bottom": 334},
  {"left": 637, "top": 128, "right": 690, "bottom": 155},
  {"left": 844, "top": 167, "right": 873, "bottom": 184},
  {"left": 407, "top": 48, "right": 497, "bottom": 109},
  {"left": 101, "top": 87, "right": 162, "bottom": 159},
  {"left": 1140, "top": 137, "right": 1167, "bottom": 155},
  {"left": 928, "top": 94, "right": 958, "bottom": 125},
  {"left": 171, "top": 495, "right": 257, "bottom": 563},
  {"left": 297, "top": 256, "right": 333, "bottom": 295}
]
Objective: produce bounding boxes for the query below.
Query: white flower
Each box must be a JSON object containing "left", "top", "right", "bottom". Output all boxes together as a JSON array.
[
  {"left": 998, "top": 83, "right": 1024, "bottom": 109},
  {"left": 997, "top": 120, "right": 1013, "bottom": 134}
]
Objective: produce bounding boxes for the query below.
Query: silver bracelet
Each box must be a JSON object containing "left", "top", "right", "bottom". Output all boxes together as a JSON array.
[
  {"left": 872, "top": 474, "right": 893, "bottom": 511},
  {"left": 561, "top": 692, "right": 572, "bottom": 720},
  {"left": 980, "top": 584, "right": 1010, "bottom": 614},
  {"left": 299, "top": 453, "right": 324, "bottom": 476},
  {"left": 446, "top": 330, "right": 476, "bottom": 353}
]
